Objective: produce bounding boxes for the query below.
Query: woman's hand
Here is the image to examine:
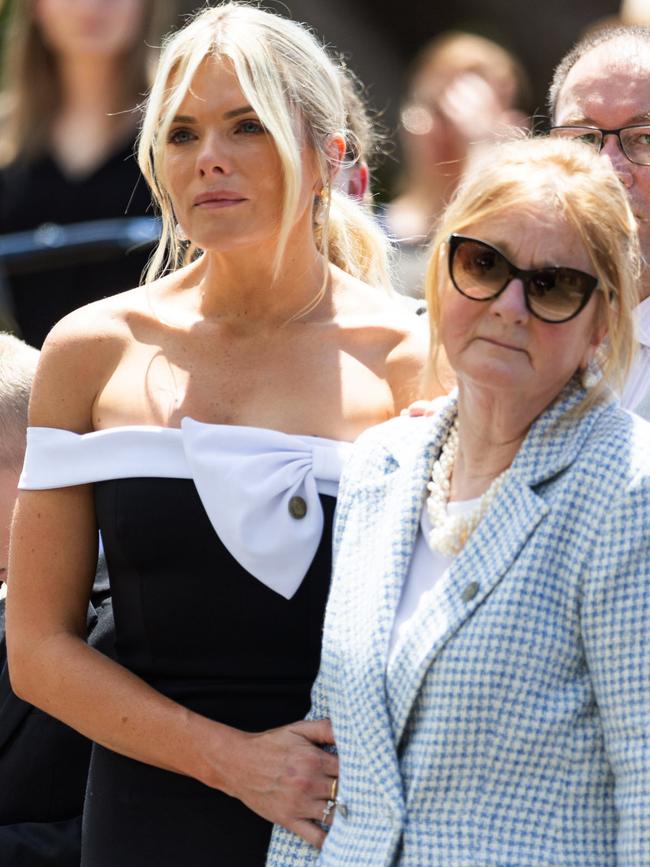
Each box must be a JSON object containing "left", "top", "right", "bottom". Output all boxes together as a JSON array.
[
  {"left": 401, "top": 395, "right": 448, "bottom": 417},
  {"left": 217, "top": 719, "right": 338, "bottom": 849}
]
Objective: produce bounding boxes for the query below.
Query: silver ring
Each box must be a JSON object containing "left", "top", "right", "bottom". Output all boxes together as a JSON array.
[{"left": 321, "top": 799, "right": 335, "bottom": 823}]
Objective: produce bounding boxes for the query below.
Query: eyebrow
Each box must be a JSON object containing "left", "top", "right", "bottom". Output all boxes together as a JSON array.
[
  {"left": 557, "top": 112, "right": 650, "bottom": 126},
  {"left": 171, "top": 105, "right": 255, "bottom": 124},
  {"left": 223, "top": 105, "right": 255, "bottom": 119}
]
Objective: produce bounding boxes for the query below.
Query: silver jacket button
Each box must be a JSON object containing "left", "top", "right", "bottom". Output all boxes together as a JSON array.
[{"left": 462, "top": 581, "right": 480, "bottom": 603}]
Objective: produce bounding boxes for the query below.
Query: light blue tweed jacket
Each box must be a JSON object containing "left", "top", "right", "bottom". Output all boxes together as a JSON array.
[{"left": 267, "top": 380, "right": 650, "bottom": 866}]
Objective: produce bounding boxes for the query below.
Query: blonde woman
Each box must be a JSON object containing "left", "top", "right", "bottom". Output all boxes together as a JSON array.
[
  {"left": 0, "top": 0, "right": 172, "bottom": 347},
  {"left": 6, "top": 5, "right": 433, "bottom": 866},
  {"left": 268, "top": 136, "right": 650, "bottom": 865}
]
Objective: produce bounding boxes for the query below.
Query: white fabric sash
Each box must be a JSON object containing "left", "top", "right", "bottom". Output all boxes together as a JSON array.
[{"left": 20, "top": 421, "right": 352, "bottom": 599}]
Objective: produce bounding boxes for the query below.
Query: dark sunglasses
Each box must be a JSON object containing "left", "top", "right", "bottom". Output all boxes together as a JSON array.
[{"left": 448, "top": 234, "right": 599, "bottom": 323}]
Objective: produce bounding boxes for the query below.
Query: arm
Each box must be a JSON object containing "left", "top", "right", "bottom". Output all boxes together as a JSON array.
[
  {"left": 7, "top": 312, "right": 336, "bottom": 847},
  {"left": 581, "top": 478, "right": 650, "bottom": 865}
]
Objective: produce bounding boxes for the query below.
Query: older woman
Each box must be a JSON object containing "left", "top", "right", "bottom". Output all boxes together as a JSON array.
[
  {"left": 6, "top": 5, "right": 432, "bottom": 867},
  {"left": 268, "top": 136, "right": 650, "bottom": 866}
]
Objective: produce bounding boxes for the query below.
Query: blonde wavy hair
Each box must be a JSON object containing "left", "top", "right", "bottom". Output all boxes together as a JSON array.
[
  {"left": 0, "top": 0, "right": 170, "bottom": 167},
  {"left": 137, "top": 2, "right": 391, "bottom": 299},
  {"left": 425, "top": 135, "right": 640, "bottom": 411}
]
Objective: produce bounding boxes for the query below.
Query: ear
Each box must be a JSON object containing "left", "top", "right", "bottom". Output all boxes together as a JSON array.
[
  {"left": 326, "top": 132, "right": 346, "bottom": 166},
  {"left": 579, "top": 318, "right": 608, "bottom": 370},
  {"left": 322, "top": 132, "right": 347, "bottom": 188},
  {"left": 312, "top": 133, "right": 346, "bottom": 195}
]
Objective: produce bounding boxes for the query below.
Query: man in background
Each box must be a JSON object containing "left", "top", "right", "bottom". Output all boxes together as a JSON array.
[
  {"left": 549, "top": 25, "right": 650, "bottom": 418},
  {"left": 0, "top": 332, "right": 113, "bottom": 866}
]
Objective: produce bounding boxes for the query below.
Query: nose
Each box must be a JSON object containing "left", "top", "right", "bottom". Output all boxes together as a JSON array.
[
  {"left": 489, "top": 277, "right": 529, "bottom": 324},
  {"left": 196, "top": 133, "right": 231, "bottom": 177},
  {"left": 600, "top": 134, "right": 634, "bottom": 188}
]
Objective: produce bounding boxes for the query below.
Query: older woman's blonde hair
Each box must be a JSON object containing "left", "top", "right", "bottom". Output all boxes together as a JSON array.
[
  {"left": 0, "top": 0, "right": 171, "bottom": 166},
  {"left": 137, "top": 2, "right": 391, "bottom": 301},
  {"left": 425, "top": 135, "right": 640, "bottom": 410}
]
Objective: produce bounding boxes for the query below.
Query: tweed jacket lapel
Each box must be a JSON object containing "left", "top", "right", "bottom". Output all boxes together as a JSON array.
[
  {"left": 381, "top": 379, "right": 614, "bottom": 748},
  {"left": 334, "top": 407, "right": 452, "bottom": 811}
]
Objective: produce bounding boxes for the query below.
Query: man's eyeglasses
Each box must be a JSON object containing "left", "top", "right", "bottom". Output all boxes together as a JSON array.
[
  {"left": 448, "top": 234, "right": 599, "bottom": 323},
  {"left": 549, "top": 124, "right": 650, "bottom": 166}
]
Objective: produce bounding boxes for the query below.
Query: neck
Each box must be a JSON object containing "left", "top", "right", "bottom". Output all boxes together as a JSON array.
[
  {"left": 413, "top": 163, "right": 461, "bottom": 211},
  {"left": 57, "top": 54, "right": 131, "bottom": 115},
  {"left": 169, "top": 228, "right": 330, "bottom": 329},
  {"left": 450, "top": 382, "right": 543, "bottom": 500}
]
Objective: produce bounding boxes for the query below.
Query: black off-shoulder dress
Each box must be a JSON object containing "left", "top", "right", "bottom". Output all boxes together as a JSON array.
[{"left": 19, "top": 420, "right": 350, "bottom": 867}]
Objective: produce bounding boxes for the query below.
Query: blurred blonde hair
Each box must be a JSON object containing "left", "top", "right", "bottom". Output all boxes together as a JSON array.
[
  {"left": 424, "top": 135, "right": 640, "bottom": 411},
  {"left": 0, "top": 0, "right": 171, "bottom": 166},
  {"left": 0, "top": 334, "right": 39, "bottom": 472},
  {"left": 137, "top": 2, "right": 391, "bottom": 301}
]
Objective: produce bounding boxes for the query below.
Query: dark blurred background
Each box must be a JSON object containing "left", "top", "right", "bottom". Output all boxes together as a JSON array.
[
  {"left": 0, "top": 0, "right": 626, "bottom": 195},
  {"left": 0, "top": 0, "right": 629, "bottom": 334}
]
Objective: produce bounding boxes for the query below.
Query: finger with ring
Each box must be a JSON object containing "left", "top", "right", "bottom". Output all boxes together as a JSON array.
[{"left": 321, "top": 799, "right": 335, "bottom": 824}]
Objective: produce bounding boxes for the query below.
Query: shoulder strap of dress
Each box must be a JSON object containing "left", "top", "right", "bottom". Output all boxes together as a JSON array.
[{"left": 19, "top": 426, "right": 190, "bottom": 489}]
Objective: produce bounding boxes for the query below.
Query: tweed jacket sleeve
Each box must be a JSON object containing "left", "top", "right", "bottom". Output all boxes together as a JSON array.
[
  {"left": 265, "top": 430, "right": 392, "bottom": 866},
  {"left": 264, "top": 670, "right": 331, "bottom": 864},
  {"left": 579, "top": 445, "right": 650, "bottom": 864}
]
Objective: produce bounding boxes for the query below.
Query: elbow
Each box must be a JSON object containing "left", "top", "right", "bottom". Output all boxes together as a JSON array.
[
  {"left": 7, "top": 625, "right": 84, "bottom": 707},
  {"left": 6, "top": 642, "right": 39, "bottom": 703},
  {"left": 6, "top": 625, "right": 60, "bottom": 706}
]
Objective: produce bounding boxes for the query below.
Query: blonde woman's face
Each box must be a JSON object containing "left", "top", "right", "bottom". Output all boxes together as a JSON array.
[
  {"left": 162, "top": 56, "right": 321, "bottom": 257},
  {"left": 33, "top": 0, "right": 146, "bottom": 59},
  {"left": 439, "top": 207, "right": 606, "bottom": 407}
]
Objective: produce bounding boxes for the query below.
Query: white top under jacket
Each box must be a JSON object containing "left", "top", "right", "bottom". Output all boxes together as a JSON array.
[
  {"left": 622, "top": 296, "right": 650, "bottom": 419},
  {"left": 19, "top": 420, "right": 351, "bottom": 601},
  {"left": 387, "top": 498, "right": 479, "bottom": 666}
]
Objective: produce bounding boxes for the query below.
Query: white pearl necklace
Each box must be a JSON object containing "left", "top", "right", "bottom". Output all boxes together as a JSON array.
[{"left": 426, "top": 418, "right": 508, "bottom": 556}]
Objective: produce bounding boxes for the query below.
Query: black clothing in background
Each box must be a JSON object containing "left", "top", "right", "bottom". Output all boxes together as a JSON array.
[
  {"left": 0, "top": 560, "right": 114, "bottom": 867},
  {"left": 80, "top": 478, "right": 335, "bottom": 867},
  {"left": 0, "top": 139, "right": 153, "bottom": 348}
]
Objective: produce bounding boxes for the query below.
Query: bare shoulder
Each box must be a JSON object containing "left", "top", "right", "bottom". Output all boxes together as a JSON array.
[
  {"left": 331, "top": 268, "right": 449, "bottom": 408},
  {"left": 30, "top": 287, "right": 146, "bottom": 431}
]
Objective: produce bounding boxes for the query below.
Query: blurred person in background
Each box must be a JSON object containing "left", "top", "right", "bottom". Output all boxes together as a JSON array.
[
  {"left": 0, "top": 333, "right": 114, "bottom": 867},
  {"left": 337, "top": 68, "right": 428, "bottom": 316},
  {"left": 0, "top": 0, "right": 174, "bottom": 348},
  {"left": 548, "top": 25, "right": 650, "bottom": 419},
  {"left": 6, "top": 5, "right": 436, "bottom": 866},
  {"left": 383, "top": 31, "right": 531, "bottom": 298}
]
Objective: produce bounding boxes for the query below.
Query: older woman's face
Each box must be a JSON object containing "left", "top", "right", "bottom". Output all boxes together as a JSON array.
[
  {"left": 439, "top": 208, "right": 605, "bottom": 405},
  {"left": 162, "top": 56, "right": 321, "bottom": 256}
]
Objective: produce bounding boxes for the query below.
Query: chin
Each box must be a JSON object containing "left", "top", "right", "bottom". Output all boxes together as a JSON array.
[{"left": 461, "top": 360, "right": 529, "bottom": 391}]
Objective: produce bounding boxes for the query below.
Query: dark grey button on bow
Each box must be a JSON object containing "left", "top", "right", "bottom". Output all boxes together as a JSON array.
[
  {"left": 288, "top": 495, "right": 307, "bottom": 519},
  {"left": 462, "top": 581, "right": 480, "bottom": 603}
]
